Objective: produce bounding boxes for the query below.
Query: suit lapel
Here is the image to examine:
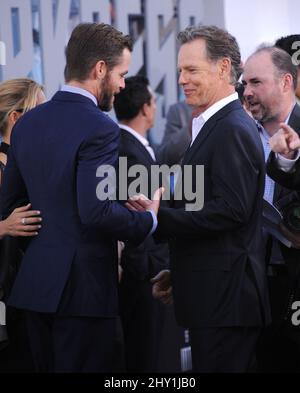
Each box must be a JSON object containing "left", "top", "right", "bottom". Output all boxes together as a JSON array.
[
  {"left": 182, "top": 100, "right": 242, "bottom": 165},
  {"left": 182, "top": 116, "right": 217, "bottom": 165},
  {"left": 273, "top": 182, "right": 283, "bottom": 203},
  {"left": 120, "top": 128, "right": 156, "bottom": 165}
]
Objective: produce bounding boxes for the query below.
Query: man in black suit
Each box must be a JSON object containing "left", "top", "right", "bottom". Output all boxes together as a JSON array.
[
  {"left": 243, "top": 46, "right": 300, "bottom": 372},
  {"left": 127, "top": 26, "right": 270, "bottom": 373},
  {"left": 114, "top": 76, "right": 169, "bottom": 372}
]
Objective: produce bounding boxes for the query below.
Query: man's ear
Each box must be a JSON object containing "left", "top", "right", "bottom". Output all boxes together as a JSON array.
[
  {"left": 141, "top": 102, "right": 150, "bottom": 117},
  {"left": 282, "top": 73, "right": 294, "bottom": 92},
  {"left": 218, "top": 58, "right": 231, "bottom": 80},
  {"left": 94, "top": 60, "right": 107, "bottom": 80}
]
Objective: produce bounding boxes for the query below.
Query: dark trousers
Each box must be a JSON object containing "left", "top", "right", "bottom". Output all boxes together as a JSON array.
[
  {"left": 257, "top": 267, "right": 300, "bottom": 372},
  {"left": 24, "top": 311, "right": 125, "bottom": 373},
  {"left": 257, "top": 325, "right": 300, "bottom": 372},
  {"left": 119, "top": 278, "right": 165, "bottom": 373},
  {"left": 0, "top": 307, "right": 34, "bottom": 373},
  {"left": 189, "top": 327, "right": 261, "bottom": 373}
]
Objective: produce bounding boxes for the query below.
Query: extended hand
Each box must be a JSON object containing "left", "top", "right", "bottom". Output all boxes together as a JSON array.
[
  {"left": 150, "top": 269, "right": 173, "bottom": 305},
  {"left": 269, "top": 124, "right": 300, "bottom": 159},
  {"left": 125, "top": 187, "right": 165, "bottom": 215},
  {"left": 0, "top": 204, "right": 42, "bottom": 238}
]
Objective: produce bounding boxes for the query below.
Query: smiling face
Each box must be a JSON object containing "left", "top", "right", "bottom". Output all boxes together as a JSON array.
[
  {"left": 177, "top": 39, "right": 224, "bottom": 112},
  {"left": 242, "top": 52, "right": 285, "bottom": 124}
]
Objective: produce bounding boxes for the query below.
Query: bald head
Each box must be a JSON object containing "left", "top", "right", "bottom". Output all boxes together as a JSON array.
[
  {"left": 247, "top": 47, "right": 298, "bottom": 90},
  {"left": 242, "top": 47, "right": 297, "bottom": 126}
]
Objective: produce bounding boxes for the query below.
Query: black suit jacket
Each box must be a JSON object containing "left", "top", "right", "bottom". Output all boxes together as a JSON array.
[
  {"left": 265, "top": 104, "right": 300, "bottom": 335},
  {"left": 156, "top": 100, "right": 271, "bottom": 328},
  {"left": 268, "top": 104, "right": 300, "bottom": 261},
  {"left": 267, "top": 104, "right": 300, "bottom": 190},
  {"left": 269, "top": 103, "right": 300, "bottom": 238},
  {"left": 118, "top": 128, "right": 168, "bottom": 281}
]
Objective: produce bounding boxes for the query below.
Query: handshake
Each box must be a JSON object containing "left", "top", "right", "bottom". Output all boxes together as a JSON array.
[{"left": 125, "top": 187, "right": 165, "bottom": 215}]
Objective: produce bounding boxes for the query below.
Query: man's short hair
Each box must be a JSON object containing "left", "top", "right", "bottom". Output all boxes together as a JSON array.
[
  {"left": 251, "top": 46, "right": 298, "bottom": 91},
  {"left": 275, "top": 35, "right": 300, "bottom": 68},
  {"left": 64, "top": 23, "right": 133, "bottom": 82},
  {"left": 177, "top": 25, "right": 242, "bottom": 85},
  {"left": 114, "top": 75, "right": 152, "bottom": 121}
]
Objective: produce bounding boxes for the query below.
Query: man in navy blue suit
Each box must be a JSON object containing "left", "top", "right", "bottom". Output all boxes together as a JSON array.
[{"left": 0, "top": 23, "right": 161, "bottom": 372}]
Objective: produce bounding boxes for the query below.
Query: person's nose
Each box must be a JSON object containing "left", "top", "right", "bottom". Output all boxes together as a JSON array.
[
  {"left": 243, "top": 84, "right": 253, "bottom": 99},
  {"left": 178, "top": 71, "right": 187, "bottom": 86},
  {"left": 119, "top": 78, "right": 125, "bottom": 90}
]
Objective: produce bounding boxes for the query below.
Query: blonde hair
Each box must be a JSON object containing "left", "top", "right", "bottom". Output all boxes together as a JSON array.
[{"left": 0, "top": 78, "right": 44, "bottom": 136}]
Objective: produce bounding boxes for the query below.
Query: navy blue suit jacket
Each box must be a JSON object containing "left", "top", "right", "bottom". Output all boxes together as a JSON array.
[{"left": 0, "top": 91, "right": 153, "bottom": 317}]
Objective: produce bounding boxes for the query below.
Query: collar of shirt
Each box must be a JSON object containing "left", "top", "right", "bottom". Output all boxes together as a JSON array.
[
  {"left": 191, "top": 92, "right": 239, "bottom": 145},
  {"left": 61, "top": 84, "right": 98, "bottom": 106},
  {"left": 256, "top": 121, "right": 269, "bottom": 142},
  {"left": 119, "top": 124, "right": 156, "bottom": 161},
  {"left": 119, "top": 124, "right": 150, "bottom": 148}
]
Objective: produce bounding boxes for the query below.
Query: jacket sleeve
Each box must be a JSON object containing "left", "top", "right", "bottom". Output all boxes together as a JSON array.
[
  {"left": 76, "top": 125, "right": 153, "bottom": 244},
  {"left": 266, "top": 151, "right": 300, "bottom": 191}
]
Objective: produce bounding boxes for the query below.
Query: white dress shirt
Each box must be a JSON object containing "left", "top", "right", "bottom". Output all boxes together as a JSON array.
[
  {"left": 275, "top": 151, "right": 300, "bottom": 172},
  {"left": 191, "top": 92, "right": 239, "bottom": 145}
]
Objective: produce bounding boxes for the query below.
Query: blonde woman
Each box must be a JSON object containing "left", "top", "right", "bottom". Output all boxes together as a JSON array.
[
  {"left": 0, "top": 78, "right": 45, "bottom": 371},
  {"left": 0, "top": 78, "right": 45, "bottom": 236}
]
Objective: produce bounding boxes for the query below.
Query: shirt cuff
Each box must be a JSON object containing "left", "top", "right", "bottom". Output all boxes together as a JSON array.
[
  {"left": 148, "top": 210, "right": 158, "bottom": 236},
  {"left": 275, "top": 150, "right": 300, "bottom": 172}
]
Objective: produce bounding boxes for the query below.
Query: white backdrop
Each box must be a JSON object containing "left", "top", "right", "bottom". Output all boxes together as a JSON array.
[{"left": 0, "top": 0, "right": 298, "bottom": 142}]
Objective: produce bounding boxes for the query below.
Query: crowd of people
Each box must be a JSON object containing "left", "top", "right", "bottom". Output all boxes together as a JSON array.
[{"left": 0, "top": 21, "right": 300, "bottom": 373}]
